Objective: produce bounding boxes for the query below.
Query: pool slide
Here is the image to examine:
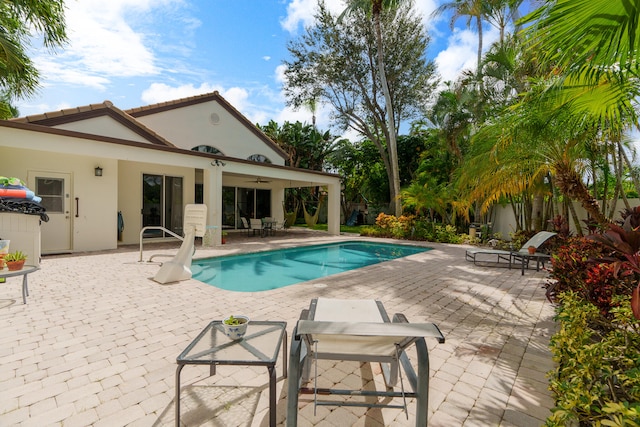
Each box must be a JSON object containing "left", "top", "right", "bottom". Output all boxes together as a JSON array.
[{"left": 153, "top": 204, "right": 207, "bottom": 284}]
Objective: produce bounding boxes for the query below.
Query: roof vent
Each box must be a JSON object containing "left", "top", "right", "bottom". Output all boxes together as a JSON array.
[{"left": 209, "top": 113, "right": 220, "bottom": 125}]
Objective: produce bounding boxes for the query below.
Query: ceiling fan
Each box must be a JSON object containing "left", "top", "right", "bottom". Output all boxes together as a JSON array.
[{"left": 246, "top": 177, "right": 271, "bottom": 184}]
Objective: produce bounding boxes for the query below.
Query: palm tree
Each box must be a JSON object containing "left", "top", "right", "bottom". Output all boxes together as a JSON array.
[
  {"left": 484, "top": 0, "right": 524, "bottom": 45},
  {"left": 432, "top": 0, "right": 485, "bottom": 74},
  {"left": 340, "top": 0, "right": 404, "bottom": 216},
  {"left": 0, "top": 0, "right": 67, "bottom": 117},
  {"left": 520, "top": 0, "right": 640, "bottom": 129}
]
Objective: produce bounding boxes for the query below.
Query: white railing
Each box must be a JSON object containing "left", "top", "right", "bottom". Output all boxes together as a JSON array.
[{"left": 138, "top": 226, "right": 185, "bottom": 263}]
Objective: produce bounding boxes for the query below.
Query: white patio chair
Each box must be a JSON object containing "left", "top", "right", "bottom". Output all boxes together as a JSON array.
[{"left": 287, "top": 298, "right": 445, "bottom": 426}]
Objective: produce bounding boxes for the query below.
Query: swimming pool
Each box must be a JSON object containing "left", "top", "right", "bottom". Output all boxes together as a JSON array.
[{"left": 191, "top": 241, "right": 431, "bottom": 292}]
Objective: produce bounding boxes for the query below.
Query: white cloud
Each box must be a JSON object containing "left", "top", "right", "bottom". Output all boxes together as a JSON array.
[
  {"left": 33, "top": 0, "right": 190, "bottom": 88},
  {"left": 140, "top": 82, "right": 252, "bottom": 115},
  {"left": 281, "top": 0, "right": 439, "bottom": 34},
  {"left": 35, "top": 58, "right": 112, "bottom": 90},
  {"left": 434, "top": 25, "right": 501, "bottom": 84},
  {"left": 413, "top": 0, "right": 440, "bottom": 29},
  {"left": 263, "top": 56, "right": 272, "bottom": 61},
  {"left": 281, "top": 0, "right": 347, "bottom": 33},
  {"left": 434, "top": 29, "right": 478, "bottom": 83},
  {"left": 141, "top": 82, "right": 218, "bottom": 104}
]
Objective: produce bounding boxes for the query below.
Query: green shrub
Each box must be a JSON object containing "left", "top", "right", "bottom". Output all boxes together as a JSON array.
[
  {"left": 361, "top": 213, "right": 464, "bottom": 243},
  {"left": 546, "top": 291, "right": 640, "bottom": 426}
]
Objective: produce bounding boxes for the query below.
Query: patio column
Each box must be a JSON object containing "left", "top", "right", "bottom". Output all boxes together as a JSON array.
[
  {"left": 327, "top": 182, "right": 340, "bottom": 235},
  {"left": 203, "top": 164, "right": 223, "bottom": 245}
]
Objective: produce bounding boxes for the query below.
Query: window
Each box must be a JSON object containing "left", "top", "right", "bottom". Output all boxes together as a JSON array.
[
  {"left": 192, "top": 145, "right": 224, "bottom": 155},
  {"left": 35, "top": 178, "right": 64, "bottom": 212},
  {"left": 247, "top": 154, "right": 272, "bottom": 163}
]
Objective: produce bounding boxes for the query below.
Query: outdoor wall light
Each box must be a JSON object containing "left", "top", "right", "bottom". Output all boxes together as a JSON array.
[{"left": 94, "top": 166, "right": 103, "bottom": 177}]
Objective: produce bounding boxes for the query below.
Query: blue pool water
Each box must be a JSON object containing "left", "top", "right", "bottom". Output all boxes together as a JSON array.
[{"left": 192, "top": 241, "right": 431, "bottom": 292}]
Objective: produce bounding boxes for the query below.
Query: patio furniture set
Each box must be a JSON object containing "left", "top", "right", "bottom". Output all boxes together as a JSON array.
[
  {"left": 464, "top": 231, "right": 557, "bottom": 275},
  {"left": 241, "top": 217, "right": 284, "bottom": 238},
  {"left": 174, "top": 297, "right": 445, "bottom": 426}
]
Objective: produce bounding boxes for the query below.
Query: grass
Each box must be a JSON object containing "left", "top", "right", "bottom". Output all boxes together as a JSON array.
[{"left": 291, "top": 223, "right": 365, "bottom": 234}]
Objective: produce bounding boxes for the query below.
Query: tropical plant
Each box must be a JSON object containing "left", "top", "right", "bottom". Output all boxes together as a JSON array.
[
  {"left": 258, "top": 120, "right": 339, "bottom": 171},
  {"left": 589, "top": 214, "right": 640, "bottom": 319},
  {"left": 547, "top": 291, "right": 640, "bottom": 426},
  {"left": 0, "top": 0, "right": 68, "bottom": 118}
]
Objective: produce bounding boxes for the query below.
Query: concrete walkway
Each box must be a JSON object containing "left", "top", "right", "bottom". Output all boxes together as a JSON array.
[{"left": 0, "top": 231, "right": 556, "bottom": 426}]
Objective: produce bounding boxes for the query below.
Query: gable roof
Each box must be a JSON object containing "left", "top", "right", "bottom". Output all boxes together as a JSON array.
[
  {"left": 125, "top": 91, "right": 288, "bottom": 160},
  {"left": 11, "top": 101, "right": 176, "bottom": 147}
]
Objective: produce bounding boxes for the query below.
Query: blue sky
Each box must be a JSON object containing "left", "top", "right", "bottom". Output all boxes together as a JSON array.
[{"left": 18, "top": 0, "right": 505, "bottom": 135}]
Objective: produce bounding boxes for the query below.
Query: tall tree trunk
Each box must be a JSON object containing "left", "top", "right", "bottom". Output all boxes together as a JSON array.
[
  {"left": 554, "top": 160, "right": 608, "bottom": 225},
  {"left": 532, "top": 192, "right": 545, "bottom": 231},
  {"left": 618, "top": 141, "right": 640, "bottom": 196},
  {"left": 609, "top": 145, "right": 627, "bottom": 218},
  {"left": 373, "top": 11, "right": 401, "bottom": 216},
  {"left": 508, "top": 195, "right": 522, "bottom": 231},
  {"left": 476, "top": 16, "right": 483, "bottom": 78}
]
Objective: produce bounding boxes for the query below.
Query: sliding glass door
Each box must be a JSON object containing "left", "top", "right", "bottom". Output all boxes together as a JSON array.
[
  {"left": 224, "top": 186, "right": 271, "bottom": 230},
  {"left": 142, "top": 174, "right": 183, "bottom": 238}
]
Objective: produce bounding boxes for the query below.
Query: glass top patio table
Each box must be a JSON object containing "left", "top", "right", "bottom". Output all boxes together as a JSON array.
[
  {"left": 177, "top": 320, "right": 287, "bottom": 364},
  {"left": 175, "top": 320, "right": 287, "bottom": 427}
]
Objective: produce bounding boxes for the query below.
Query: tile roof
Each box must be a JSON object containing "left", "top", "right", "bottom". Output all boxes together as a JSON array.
[{"left": 11, "top": 100, "right": 176, "bottom": 147}]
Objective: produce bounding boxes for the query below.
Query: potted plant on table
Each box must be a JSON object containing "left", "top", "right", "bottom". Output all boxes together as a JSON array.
[
  {"left": 4, "top": 250, "right": 27, "bottom": 271},
  {"left": 222, "top": 315, "right": 249, "bottom": 340}
]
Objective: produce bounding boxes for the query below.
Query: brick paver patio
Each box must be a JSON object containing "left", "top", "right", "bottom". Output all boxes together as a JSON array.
[{"left": 0, "top": 231, "right": 556, "bottom": 426}]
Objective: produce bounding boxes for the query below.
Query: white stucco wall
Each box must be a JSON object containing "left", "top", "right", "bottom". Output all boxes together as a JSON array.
[
  {"left": 133, "top": 101, "right": 286, "bottom": 165},
  {"left": 491, "top": 199, "right": 640, "bottom": 238},
  {"left": 54, "top": 115, "right": 151, "bottom": 143},
  {"left": 2, "top": 146, "right": 118, "bottom": 253}
]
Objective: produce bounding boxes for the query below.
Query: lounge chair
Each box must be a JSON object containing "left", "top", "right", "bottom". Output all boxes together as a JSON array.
[
  {"left": 465, "top": 230, "right": 557, "bottom": 268},
  {"left": 287, "top": 298, "right": 445, "bottom": 426}
]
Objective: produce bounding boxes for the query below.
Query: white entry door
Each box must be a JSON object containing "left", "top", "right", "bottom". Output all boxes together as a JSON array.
[{"left": 28, "top": 171, "right": 72, "bottom": 254}]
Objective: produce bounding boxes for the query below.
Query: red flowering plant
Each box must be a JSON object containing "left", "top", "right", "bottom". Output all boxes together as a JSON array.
[
  {"left": 588, "top": 207, "right": 640, "bottom": 319},
  {"left": 583, "top": 262, "right": 635, "bottom": 317},
  {"left": 547, "top": 237, "right": 606, "bottom": 303}
]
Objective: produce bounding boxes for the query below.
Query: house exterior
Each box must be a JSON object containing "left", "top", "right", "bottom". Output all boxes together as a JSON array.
[{"left": 0, "top": 91, "right": 341, "bottom": 255}]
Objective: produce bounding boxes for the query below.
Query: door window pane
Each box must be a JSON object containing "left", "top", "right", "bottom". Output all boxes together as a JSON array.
[
  {"left": 256, "top": 189, "right": 271, "bottom": 218},
  {"left": 222, "top": 187, "right": 236, "bottom": 228},
  {"left": 237, "top": 188, "right": 255, "bottom": 220},
  {"left": 142, "top": 174, "right": 162, "bottom": 237},
  {"left": 165, "top": 176, "right": 183, "bottom": 235},
  {"left": 142, "top": 174, "right": 183, "bottom": 238},
  {"left": 36, "top": 178, "right": 64, "bottom": 213}
]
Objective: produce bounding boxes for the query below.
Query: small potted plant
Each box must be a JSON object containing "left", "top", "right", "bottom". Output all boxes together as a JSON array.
[
  {"left": 527, "top": 245, "right": 536, "bottom": 255},
  {"left": 4, "top": 250, "right": 27, "bottom": 271},
  {"left": 221, "top": 231, "right": 228, "bottom": 244},
  {"left": 222, "top": 315, "right": 249, "bottom": 340}
]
